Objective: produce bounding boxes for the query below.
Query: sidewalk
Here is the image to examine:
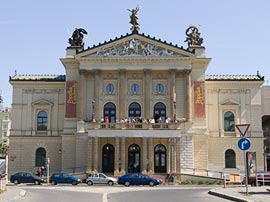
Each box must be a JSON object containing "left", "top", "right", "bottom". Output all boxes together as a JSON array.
[{"left": 209, "top": 185, "right": 270, "bottom": 202}]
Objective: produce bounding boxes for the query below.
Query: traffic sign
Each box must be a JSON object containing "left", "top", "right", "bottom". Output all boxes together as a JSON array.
[
  {"left": 236, "top": 124, "right": 250, "bottom": 137},
  {"left": 238, "top": 138, "right": 251, "bottom": 151}
]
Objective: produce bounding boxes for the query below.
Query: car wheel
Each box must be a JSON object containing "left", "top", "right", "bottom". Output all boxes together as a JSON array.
[
  {"left": 72, "top": 181, "right": 78, "bottom": 185},
  {"left": 124, "top": 181, "right": 130, "bottom": 187},
  {"left": 108, "top": 181, "right": 114, "bottom": 186},
  {"left": 149, "top": 181, "right": 155, "bottom": 187},
  {"left": 87, "top": 181, "right": 93, "bottom": 186},
  {"left": 51, "top": 181, "right": 57, "bottom": 185},
  {"left": 14, "top": 180, "right": 19, "bottom": 185},
  {"left": 34, "top": 180, "right": 40, "bottom": 185}
]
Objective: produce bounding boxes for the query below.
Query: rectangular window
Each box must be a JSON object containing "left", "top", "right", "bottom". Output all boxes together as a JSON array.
[
  {"left": 2, "top": 131, "right": 7, "bottom": 137},
  {"left": 2, "top": 122, "right": 8, "bottom": 129}
]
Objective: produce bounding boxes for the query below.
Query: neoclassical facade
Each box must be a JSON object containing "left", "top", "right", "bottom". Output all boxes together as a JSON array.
[{"left": 8, "top": 23, "right": 266, "bottom": 179}]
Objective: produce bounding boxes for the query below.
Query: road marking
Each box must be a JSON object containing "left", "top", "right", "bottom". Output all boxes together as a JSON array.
[{"left": 103, "top": 192, "right": 108, "bottom": 202}]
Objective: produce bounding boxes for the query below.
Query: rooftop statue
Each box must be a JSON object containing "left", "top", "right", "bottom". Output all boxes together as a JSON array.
[
  {"left": 184, "top": 25, "right": 203, "bottom": 47},
  {"left": 68, "top": 28, "right": 88, "bottom": 47},
  {"left": 128, "top": 6, "right": 140, "bottom": 33}
]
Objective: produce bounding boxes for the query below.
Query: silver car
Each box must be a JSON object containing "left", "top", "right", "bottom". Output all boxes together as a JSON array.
[{"left": 86, "top": 173, "right": 117, "bottom": 186}]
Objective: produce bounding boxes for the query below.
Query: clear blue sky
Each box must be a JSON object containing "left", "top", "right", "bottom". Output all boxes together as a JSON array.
[{"left": 1, "top": 0, "right": 270, "bottom": 107}]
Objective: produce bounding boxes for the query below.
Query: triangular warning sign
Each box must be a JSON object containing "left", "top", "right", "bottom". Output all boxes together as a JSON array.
[{"left": 235, "top": 124, "right": 250, "bottom": 137}]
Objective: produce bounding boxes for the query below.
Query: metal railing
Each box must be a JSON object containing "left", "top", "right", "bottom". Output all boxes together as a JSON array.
[
  {"left": 256, "top": 171, "right": 270, "bottom": 186},
  {"left": 84, "top": 122, "right": 182, "bottom": 130}
]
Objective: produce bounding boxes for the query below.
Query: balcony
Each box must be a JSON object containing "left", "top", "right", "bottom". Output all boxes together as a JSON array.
[{"left": 77, "top": 121, "right": 183, "bottom": 133}]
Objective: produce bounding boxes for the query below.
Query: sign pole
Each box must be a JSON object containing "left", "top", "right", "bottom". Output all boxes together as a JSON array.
[{"left": 244, "top": 150, "right": 248, "bottom": 195}]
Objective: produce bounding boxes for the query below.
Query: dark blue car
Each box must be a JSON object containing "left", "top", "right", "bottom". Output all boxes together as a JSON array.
[
  {"left": 50, "top": 173, "right": 81, "bottom": 185},
  {"left": 10, "top": 172, "right": 44, "bottom": 185},
  {"left": 117, "top": 173, "right": 160, "bottom": 187}
]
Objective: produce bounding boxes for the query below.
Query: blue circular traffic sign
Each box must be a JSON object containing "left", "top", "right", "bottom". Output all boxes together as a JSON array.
[{"left": 238, "top": 138, "right": 251, "bottom": 151}]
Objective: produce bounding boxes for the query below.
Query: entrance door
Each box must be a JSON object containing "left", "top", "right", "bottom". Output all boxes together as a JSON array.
[
  {"left": 128, "top": 144, "right": 140, "bottom": 173},
  {"left": 102, "top": 144, "right": 114, "bottom": 173},
  {"left": 154, "top": 144, "right": 167, "bottom": 173}
]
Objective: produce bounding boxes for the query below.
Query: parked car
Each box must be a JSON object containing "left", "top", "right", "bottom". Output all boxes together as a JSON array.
[
  {"left": 10, "top": 172, "right": 44, "bottom": 185},
  {"left": 50, "top": 173, "right": 81, "bottom": 185},
  {"left": 86, "top": 173, "right": 117, "bottom": 186},
  {"left": 117, "top": 173, "right": 160, "bottom": 187}
]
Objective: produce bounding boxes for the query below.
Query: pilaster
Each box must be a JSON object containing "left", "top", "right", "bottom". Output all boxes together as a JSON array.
[
  {"left": 120, "top": 137, "right": 126, "bottom": 174},
  {"left": 87, "top": 137, "right": 93, "bottom": 173},
  {"left": 93, "top": 137, "right": 99, "bottom": 172},
  {"left": 144, "top": 69, "right": 152, "bottom": 118},
  {"left": 148, "top": 138, "right": 154, "bottom": 173},
  {"left": 114, "top": 137, "right": 120, "bottom": 175},
  {"left": 142, "top": 138, "right": 147, "bottom": 173}
]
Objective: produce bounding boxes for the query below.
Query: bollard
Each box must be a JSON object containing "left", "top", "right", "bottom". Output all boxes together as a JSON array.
[{"left": 223, "top": 175, "right": 226, "bottom": 188}]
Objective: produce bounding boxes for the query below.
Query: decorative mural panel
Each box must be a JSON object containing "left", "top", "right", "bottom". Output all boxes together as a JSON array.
[
  {"left": 65, "top": 81, "right": 77, "bottom": 118},
  {"left": 194, "top": 81, "right": 205, "bottom": 118}
]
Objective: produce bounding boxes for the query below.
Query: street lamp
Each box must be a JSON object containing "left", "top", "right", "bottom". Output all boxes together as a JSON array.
[
  {"left": 173, "top": 101, "right": 176, "bottom": 122},
  {"left": 92, "top": 100, "right": 95, "bottom": 122}
]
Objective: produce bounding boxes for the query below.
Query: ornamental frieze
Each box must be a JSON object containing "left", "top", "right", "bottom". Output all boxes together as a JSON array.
[{"left": 94, "top": 39, "right": 183, "bottom": 57}]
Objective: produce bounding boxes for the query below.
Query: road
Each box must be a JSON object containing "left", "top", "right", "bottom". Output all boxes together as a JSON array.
[{"left": 1, "top": 185, "right": 229, "bottom": 202}]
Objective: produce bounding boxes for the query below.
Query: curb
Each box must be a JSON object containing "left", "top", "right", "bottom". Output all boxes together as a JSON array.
[{"left": 208, "top": 190, "right": 250, "bottom": 202}]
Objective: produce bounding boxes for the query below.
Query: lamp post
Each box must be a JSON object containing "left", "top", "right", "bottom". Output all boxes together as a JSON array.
[
  {"left": 173, "top": 101, "right": 176, "bottom": 122},
  {"left": 92, "top": 100, "right": 95, "bottom": 122}
]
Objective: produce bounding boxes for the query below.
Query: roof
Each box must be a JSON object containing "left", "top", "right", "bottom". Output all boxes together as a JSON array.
[
  {"left": 206, "top": 75, "right": 264, "bottom": 81},
  {"left": 9, "top": 75, "right": 66, "bottom": 82},
  {"left": 77, "top": 32, "right": 194, "bottom": 55}
]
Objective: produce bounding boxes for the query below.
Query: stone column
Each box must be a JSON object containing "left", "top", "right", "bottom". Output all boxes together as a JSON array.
[
  {"left": 93, "top": 70, "right": 101, "bottom": 121},
  {"left": 167, "top": 139, "right": 171, "bottom": 173},
  {"left": 87, "top": 137, "right": 93, "bottom": 173},
  {"left": 114, "top": 137, "right": 120, "bottom": 175},
  {"left": 176, "top": 138, "right": 181, "bottom": 173},
  {"left": 119, "top": 69, "right": 126, "bottom": 120},
  {"left": 185, "top": 69, "right": 192, "bottom": 121},
  {"left": 142, "top": 138, "right": 147, "bottom": 173},
  {"left": 93, "top": 137, "right": 99, "bottom": 172},
  {"left": 144, "top": 69, "right": 152, "bottom": 119},
  {"left": 120, "top": 137, "right": 126, "bottom": 174},
  {"left": 170, "top": 69, "right": 176, "bottom": 120},
  {"left": 172, "top": 138, "right": 176, "bottom": 173},
  {"left": 78, "top": 70, "right": 87, "bottom": 120},
  {"left": 148, "top": 138, "right": 154, "bottom": 174}
]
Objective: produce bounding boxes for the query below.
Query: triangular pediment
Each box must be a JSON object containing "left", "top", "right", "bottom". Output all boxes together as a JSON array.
[
  {"left": 32, "top": 99, "right": 53, "bottom": 106},
  {"left": 76, "top": 33, "right": 194, "bottom": 58},
  {"left": 220, "top": 99, "right": 239, "bottom": 106}
]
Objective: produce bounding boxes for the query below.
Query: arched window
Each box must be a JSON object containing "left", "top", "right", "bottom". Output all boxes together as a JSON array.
[
  {"left": 225, "top": 149, "right": 236, "bottom": 168},
  {"left": 129, "top": 102, "right": 141, "bottom": 119},
  {"left": 153, "top": 102, "right": 166, "bottom": 123},
  {"left": 35, "top": 147, "right": 46, "bottom": 167},
  {"left": 104, "top": 102, "right": 116, "bottom": 123},
  {"left": 224, "top": 111, "right": 235, "bottom": 132},
  {"left": 154, "top": 144, "right": 167, "bottom": 173},
  {"left": 37, "top": 111, "right": 47, "bottom": 131}
]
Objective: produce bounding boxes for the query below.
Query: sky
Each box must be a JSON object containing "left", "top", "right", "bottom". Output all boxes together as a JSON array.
[{"left": 1, "top": 0, "right": 270, "bottom": 107}]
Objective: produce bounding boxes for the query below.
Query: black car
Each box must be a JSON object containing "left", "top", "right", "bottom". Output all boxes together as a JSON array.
[{"left": 10, "top": 172, "right": 44, "bottom": 185}]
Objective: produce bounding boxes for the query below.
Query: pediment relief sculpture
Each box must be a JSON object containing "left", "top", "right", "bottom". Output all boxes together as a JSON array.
[{"left": 91, "top": 39, "right": 184, "bottom": 57}]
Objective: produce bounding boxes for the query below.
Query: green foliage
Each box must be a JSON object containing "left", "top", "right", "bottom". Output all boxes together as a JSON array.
[{"left": 0, "top": 143, "right": 8, "bottom": 155}]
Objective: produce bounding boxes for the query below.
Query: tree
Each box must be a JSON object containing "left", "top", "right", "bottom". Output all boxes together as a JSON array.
[{"left": 0, "top": 143, "right": 8, "bottom": 157}]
